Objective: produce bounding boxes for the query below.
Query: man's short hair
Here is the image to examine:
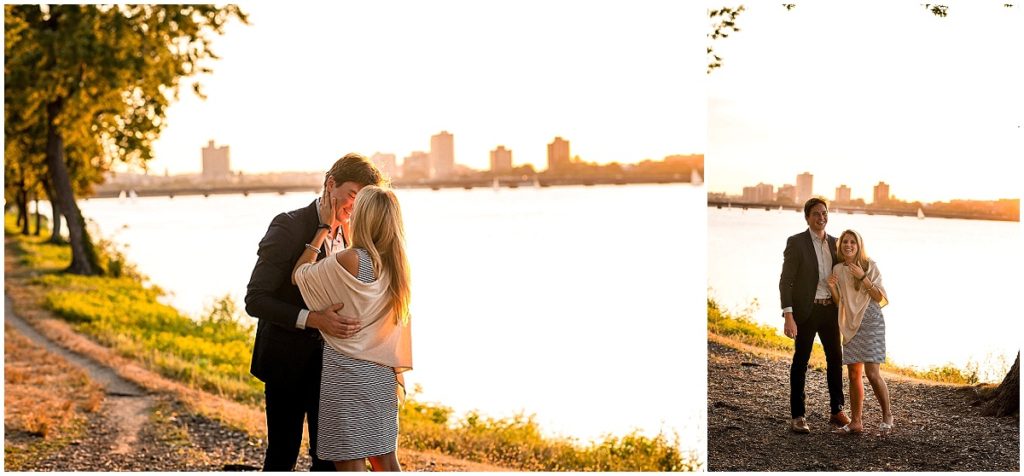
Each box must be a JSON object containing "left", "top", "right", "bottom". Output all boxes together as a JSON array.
[
  {"left": 803, "top": 197, "right": 828, "bottom": 218},
  {"left": 325, "top": 153, "right": 385, "bottom": 188}
]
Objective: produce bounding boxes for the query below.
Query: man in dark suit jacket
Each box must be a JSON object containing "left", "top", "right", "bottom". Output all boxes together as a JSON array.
[
  {"left": 779, "top": 197, "right": 849, "bottom": 434},
  {"left": 245, "top": 153, "right": 384, "bottom": 470}
]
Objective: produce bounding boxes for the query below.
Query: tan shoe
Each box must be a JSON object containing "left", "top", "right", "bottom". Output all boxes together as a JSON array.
[
  {"left": 829, "top": 411, "right": 850, "bottom": 427},
  {"left": 832, "top": 424, "right": 864, "bottom": 435},
  {"left": 791, "top": 417, "right": 810, "bottom": 434}
]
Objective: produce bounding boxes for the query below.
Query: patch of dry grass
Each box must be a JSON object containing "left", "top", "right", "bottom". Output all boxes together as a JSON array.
[{"left": 3, "top": 324, "right": 104, "bottom": 469}]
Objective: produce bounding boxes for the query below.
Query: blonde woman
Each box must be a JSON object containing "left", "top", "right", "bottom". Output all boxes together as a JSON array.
[
  {"left": 291, "top": 185, "right": 412, "bottom": 471},
  {"left": 827, "top": 229, "right": 893, "bottom": 436}
]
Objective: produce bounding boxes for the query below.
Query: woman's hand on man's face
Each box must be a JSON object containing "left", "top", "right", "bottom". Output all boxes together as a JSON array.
[{"left": 319, "top": 189, "right": 338, "bottom": 227}]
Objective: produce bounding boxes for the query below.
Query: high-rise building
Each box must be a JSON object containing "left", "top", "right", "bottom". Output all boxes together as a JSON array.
[
  {"left": 742, "top": 186, "right": 757, "bottom": 202},
  {"left": 402, "top": 151, "right": 431, "bottom": 180},
  {"left": 547, "top": 136, "right": 570, "bottom": 172},
  {"left": 371, "top": 152, "right": 398, "bottom": 180},
  {"left": 873, "top": 182, "right": 890, "bottom": 206},
  {"left": 202, "top": 140, "right": 230, "bottom": 179},
  {"left": 796, "top": 172, "right": 813, "bottom": 205},
  {"left": 430, "top": 131, "right": 454, "bottom": 179},
  {"left": 835, "top": 184, "right": 852, "bottom": 204},
  {"left": 777, "top": 184, "right": 797, "bottom": 204},
  {"left": 742, "top": 183, "right": 775, "bottom": 202},
  {"left": 490, "top": 146, "right": 512, "bottom": 174}
]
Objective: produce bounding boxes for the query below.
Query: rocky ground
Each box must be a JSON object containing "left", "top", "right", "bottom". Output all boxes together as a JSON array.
[
  {"left": 9, "top": 389, "right": 493, "bottom": 471},
  {"left": 707, "top": 340, "right": 1019, "bottom": 472}
]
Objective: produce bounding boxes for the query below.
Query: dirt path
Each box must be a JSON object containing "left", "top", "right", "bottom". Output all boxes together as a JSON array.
[
  {"left": 707, "top": 339, "right": 1019, "bottom": 471},
  {"left": 5, "top": 295, "right": 154, "bottom": 457}
]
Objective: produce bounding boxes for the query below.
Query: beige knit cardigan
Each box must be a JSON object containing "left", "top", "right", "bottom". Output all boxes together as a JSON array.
[
  {"left": 293, "top": 255, "right": 412, "bottom": 393},
  {"left": 832, "top": 259, "right": 888, "bottom": 343}
]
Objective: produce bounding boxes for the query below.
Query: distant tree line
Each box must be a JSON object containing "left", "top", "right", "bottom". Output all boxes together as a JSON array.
[{"left": 541, "top": 154, "right": 703, "bottom": 179}]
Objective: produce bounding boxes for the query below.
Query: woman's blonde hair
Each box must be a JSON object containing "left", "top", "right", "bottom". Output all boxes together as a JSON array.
[
  {"left": 837, "top": 229, "right": 870, "bottom": 290},
  {"left": 349, "top": 185, "right": 411, "bottom": 324}
]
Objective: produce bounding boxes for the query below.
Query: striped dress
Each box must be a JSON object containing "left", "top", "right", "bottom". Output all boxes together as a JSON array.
[
  {"left": 317, "top": 248, "right": 399, "bottom": 461},
  {"left": 842, "top": 299, "right": 886, "bottom": 365}
]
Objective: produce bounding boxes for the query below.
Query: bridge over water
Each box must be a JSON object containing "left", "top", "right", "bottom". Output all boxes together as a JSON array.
[
  {"left": 91, "top": 175, "right": 698, "bottom": 199},
  {"left": 706, "top": 199, "right": 1016, "bottom": 222}
]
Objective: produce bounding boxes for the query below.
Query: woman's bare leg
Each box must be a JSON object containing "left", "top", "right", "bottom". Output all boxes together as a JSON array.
[
  {"left": 847, "top": 363, "right": 864, "bottom": 431},
  {"left": 864, "top": 363, "right": 892, "bottom": 425},
  {"left": 368, "top": 452, "right": 401, "bottom": 472},
  {"left": 334, "top": 458, "right": 368, "bottom": 471}
]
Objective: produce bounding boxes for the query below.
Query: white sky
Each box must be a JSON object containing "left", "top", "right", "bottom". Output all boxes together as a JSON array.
[
  {"left": 144, "top": 1, "right": 705, "bottom": 175},
  {"left": 708, "top": 2, "right": 1023, "bottom": 203}
]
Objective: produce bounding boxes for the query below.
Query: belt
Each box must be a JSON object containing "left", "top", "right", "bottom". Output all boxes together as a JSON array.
[{"left": 813, "top": 298, "right": 833, "bottom": 306}]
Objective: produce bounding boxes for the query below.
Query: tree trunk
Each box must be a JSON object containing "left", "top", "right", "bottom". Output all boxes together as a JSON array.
[
  {"left": 18, "top": 183, "right": 30, "bottom": 235},
  {"left": 50, "top": 200, "right": 64, "bottom": 243},
  {"left": 33, "top": 192, "right": 42, "bottom": 236},
  {"left": 43, "top": 179, "right": 65, "bottom": 244},
  {"left": 46, "top": 98, "right": 101, "bottom": 275},
  {"left": 983, "top": 353, "right": 1019, "bottom": 418}
]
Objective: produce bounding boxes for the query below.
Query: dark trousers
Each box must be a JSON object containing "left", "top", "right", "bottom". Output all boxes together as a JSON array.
[
  {"left": 790, "top": 302, "right": 844, "bottom": 418},
  {"left": 263, "top": 342, "right": 334, "bottom": 471}
]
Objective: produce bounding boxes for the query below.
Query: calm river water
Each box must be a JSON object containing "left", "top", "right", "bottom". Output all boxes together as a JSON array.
[
  {"left": 708, "top": 206, "right": 1020, "bottom": 382},
  {"left": 73, "top": 184, "right": 706, "bottom": 448}
]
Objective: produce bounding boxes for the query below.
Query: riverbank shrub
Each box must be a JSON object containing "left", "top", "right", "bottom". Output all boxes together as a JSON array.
[{"left": 399, "top": 389, "right": 697, "bottom": 471}]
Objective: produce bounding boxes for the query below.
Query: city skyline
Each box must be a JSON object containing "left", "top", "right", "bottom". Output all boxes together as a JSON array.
[
  {"left": 140, "top": 1, "right": 704, "bottom": 176},
  {"left": 144, "top": 131, "right": 694, "bottom": 179},
  {"left": 719, "top": 170, "right": 1017, "bottom": 205},
  {"left": 708, "top": 3, "right": 1023, "bottom": 203}
]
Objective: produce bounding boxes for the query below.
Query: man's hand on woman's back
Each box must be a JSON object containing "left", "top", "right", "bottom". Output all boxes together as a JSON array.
[{"left": 308, "top": 302, "right": 360, "bottom": 338}]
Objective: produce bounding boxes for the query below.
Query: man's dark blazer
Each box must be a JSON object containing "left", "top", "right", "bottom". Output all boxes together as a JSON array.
[
  {"left": 245, "top": 200, "right": 329, "bottom": 385},
  {"left": 779, "top": 229, "right": 839, "bottom": 324}
]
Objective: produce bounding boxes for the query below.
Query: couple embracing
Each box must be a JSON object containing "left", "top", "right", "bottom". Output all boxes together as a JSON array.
[
  {"left": 245, "top": 154, "right": 412, "bottom": 471},
  {"left": 780, "top": 198, "right": 894, "bottom": 436}
]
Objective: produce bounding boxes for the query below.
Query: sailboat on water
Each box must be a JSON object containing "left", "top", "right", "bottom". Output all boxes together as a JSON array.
[
  {"left": 917, "top": 207, "right": 925, "bottom": 220},
  {"left": 691, "top": 169, "right": 703, "bottom": 185}
]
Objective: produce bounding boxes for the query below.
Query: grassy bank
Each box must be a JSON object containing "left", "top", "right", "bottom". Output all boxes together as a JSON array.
[
  {"left": 4, "top": 214, "right": 696, "bottom": 471},
  {"left": 5, "top": 214, "right": 262, "bottom": 404},
  {"left": 708, "top": 297, "right": 977, "bottom": 385}
]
